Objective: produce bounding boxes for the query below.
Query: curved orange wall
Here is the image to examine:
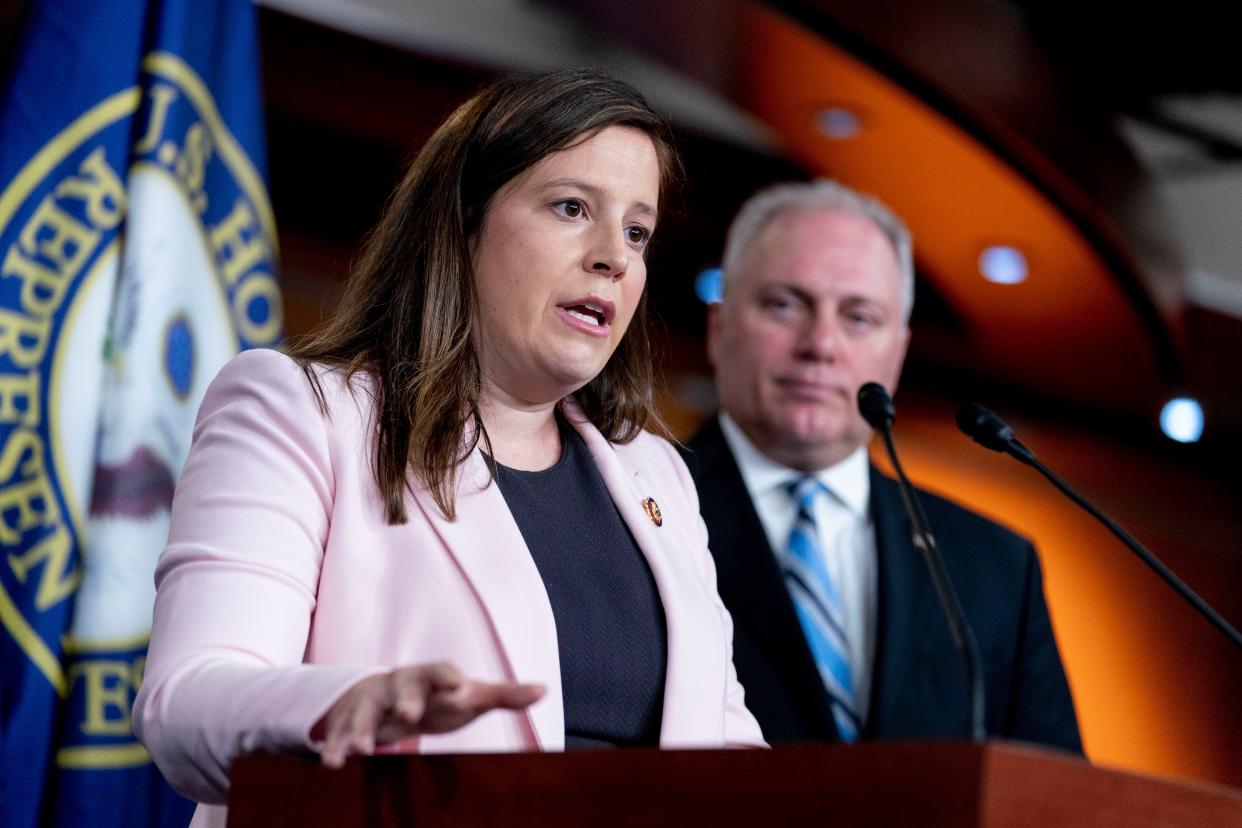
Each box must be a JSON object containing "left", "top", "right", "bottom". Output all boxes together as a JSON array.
[{"left": 869, "top": 392, "right": 1242, "bottom": 787}]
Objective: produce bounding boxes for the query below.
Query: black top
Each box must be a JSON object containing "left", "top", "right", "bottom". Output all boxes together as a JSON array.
[{"left": 492, "top": 417, "right": 667, "bottom": 748}]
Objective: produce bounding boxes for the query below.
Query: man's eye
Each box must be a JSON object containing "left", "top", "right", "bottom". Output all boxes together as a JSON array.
[
  {"left": 845, "top": 310, "right": 880, "bottom": 328},
  {"left": 553, "top": 199, "right": 585, "bottom": 218}
]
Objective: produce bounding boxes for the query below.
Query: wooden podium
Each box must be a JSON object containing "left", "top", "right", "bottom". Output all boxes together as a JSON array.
[{"left": 228, "top": 742, "right": 1242, "bottom": 826}]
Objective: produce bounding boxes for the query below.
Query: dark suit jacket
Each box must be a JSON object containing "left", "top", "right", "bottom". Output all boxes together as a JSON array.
[{"left": 683, "top": 416, "right": 1081, "bottom": 752}]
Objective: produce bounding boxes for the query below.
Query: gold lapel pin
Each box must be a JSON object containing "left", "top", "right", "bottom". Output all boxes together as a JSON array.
[{"left": 642, "top": 497, "right": 663, "bottom": 527}]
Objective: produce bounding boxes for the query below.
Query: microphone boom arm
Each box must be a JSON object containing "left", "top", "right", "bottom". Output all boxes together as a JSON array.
[
  {"left": 958, "top": 403, "right": 1242, "bottom": 652},
  {"left": 1021, "top": 447, "right": 1242, "bottom": 652}
]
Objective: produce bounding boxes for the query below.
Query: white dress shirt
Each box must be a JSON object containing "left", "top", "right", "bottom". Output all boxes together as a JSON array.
[{"left": 718, "top": 413, "right": 878, "bottom": 722}]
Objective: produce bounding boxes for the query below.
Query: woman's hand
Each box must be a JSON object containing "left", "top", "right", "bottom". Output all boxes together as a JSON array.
[{"left": 313, "top": 662, "right": 545, "bottom": 768}]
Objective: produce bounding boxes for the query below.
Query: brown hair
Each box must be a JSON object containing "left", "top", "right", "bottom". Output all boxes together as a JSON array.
[{"left": 287, "top": 69, "right": 679, "bottom": 522}]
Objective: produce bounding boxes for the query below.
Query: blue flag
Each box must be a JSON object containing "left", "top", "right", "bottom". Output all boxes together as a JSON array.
[{"left": 0, "top": 1, "right": 281, "bottom": 825}]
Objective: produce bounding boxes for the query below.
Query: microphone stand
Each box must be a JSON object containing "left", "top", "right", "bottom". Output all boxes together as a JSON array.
[
  {"left": 861, "top": 384, "right": 987, "bottom": 741},
  {"left": 958, "top": 403, "right": 1242, "bottom": 652}
]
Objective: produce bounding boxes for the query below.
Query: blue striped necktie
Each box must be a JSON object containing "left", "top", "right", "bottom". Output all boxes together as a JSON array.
[{"left": 783, "top": 476, "right": 861, "bottom": 742}]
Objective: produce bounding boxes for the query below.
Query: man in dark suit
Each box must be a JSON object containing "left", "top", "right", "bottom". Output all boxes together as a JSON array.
[{"left": 684, "top": 180, "right": 1080, "bottom": 750}]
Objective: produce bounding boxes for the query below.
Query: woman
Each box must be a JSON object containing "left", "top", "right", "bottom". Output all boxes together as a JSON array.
[{"left": 134, "top": 69, "right": 764, "bottom": 821}]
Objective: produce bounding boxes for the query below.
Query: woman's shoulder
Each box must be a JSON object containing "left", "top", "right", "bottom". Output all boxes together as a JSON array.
[
  {"left": 613, "top": 427, "right": 693, "bottom": 484},
  {"left": 206, "top": 349, "right": 375, "bottom": 421},
  {"left": 215, "top": 347, "right": 350, "bottom": 385},
  {"left": 622, "top": 427, "right": 679, "bottom": 458}
]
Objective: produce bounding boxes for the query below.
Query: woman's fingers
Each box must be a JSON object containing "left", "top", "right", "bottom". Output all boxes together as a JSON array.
[
  {"left": 419, "top": 662, "right": 463, "bottom": 692},
  {"left": 319, "top": 698, "right": 354, "bottom": 768},
  {"left": 468, "top": 680, "right": 546, "bottom": 713},
  {"left": 316, "top": 666, "right": 544, "bottom": 766},
  {"left": 418, "top": 680, "right": 545, "bottom": 734},
  {"left": 492, "top": 682, "right": 547, "bottom": 709},
  {"left": 390, "top": 667, "right": 431, "bottom": 724},
  {"left": 345, "top": 686, "right": 383, "bottom": 756},
  {"left": 319, "top": 674, "right": 389, "bottom": 768}
]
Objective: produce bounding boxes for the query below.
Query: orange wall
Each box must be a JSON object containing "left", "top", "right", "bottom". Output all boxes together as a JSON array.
[{"left": 873, "top": 391, "right": 1242, "bottom": 787}]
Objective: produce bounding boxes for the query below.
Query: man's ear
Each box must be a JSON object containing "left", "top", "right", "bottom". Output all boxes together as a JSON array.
[
  {"left": 705, "top": 302, "right": 722, "bottom": 367},
  {"left": 889, "top": 325, "right": 912, "bottom": 391}
]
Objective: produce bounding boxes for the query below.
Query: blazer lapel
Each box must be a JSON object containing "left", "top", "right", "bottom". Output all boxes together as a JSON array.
[
  {"left": 409, "top": 448, "right": 564, "bottom": 751},
  {"left": 688, "top": 418, "right": 839, "bottom": 741},
  {"left": 566, "top": 407, "right": 723, "bottom": 745}
]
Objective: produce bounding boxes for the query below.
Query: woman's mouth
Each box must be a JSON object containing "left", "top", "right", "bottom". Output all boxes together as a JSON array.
[
  {"left": 556, "top": 297, "right": 616, "bottom": 337},
  {"left": 565, "top": 304, "right": 606, "bottom": 326}
]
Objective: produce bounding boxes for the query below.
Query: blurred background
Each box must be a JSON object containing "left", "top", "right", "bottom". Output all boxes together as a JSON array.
[{"left": 4, "top": 0, "right": 1238, "bottom": 789}]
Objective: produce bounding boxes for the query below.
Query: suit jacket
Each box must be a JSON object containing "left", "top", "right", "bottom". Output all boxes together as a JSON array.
[
  {"left": 683, "top": 416, "right": 1080, "bottom": 751},
  {"left": 134, "top": 350, "right": 764, "bottom": 820}
]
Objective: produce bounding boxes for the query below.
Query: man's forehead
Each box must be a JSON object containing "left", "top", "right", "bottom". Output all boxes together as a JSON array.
[
  {"left": 739, "top": 208, "right": 901, "bottom": 290},
  {"left": 757, "top": 207, "right": 888, "bottom": 252}
]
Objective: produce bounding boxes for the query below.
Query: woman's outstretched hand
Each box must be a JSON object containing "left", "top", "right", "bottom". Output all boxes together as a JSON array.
[{"left": 313, "top": 662, "right": 545, "bottom": 768}]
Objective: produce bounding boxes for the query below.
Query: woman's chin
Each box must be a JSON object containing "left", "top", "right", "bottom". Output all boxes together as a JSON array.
[
  {"left": 548, "top": 366, "right": 610, "bottom": 401},
  {"left": 541, "top": 347, "right": 614, "bottom": 392},
  {"left": 486, "top": 362, "right": 605, "bottom": 406}
]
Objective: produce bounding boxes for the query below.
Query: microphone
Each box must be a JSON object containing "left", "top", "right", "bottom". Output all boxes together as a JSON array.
[
  {"left": 955, "top": 403, "right": 1035, "bottom": 464},
  {"left": 858, "top": 382, "right": 895, "bottom": 430},
  {"left": 858, "top": 383, "right": 986, "bottom": 741},
  {"left": 955, "top": 403, "right": 1242, "bottom": 652}
]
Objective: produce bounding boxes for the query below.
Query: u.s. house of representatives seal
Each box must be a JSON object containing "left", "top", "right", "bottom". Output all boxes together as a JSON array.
[{"left": 0, "top": 50, "right": 280, "bottom": 769}]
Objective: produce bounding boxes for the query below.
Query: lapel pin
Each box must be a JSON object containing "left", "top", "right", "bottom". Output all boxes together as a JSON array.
[{"left": 642, "top": 497, "right": 663, "bottom": 527}]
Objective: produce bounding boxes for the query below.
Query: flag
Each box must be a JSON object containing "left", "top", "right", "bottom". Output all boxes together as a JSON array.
[{"left": 0, "top": 0, "right": 281, "bottom": 825}]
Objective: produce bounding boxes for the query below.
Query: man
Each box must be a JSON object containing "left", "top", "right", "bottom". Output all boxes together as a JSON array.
[{"left": 684, "top": 180, "right": 1081, "bottom": 750}]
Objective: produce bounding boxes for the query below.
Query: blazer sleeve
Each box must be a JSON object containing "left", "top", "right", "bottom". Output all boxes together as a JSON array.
[
  {"left": 1004, "top": 543, "right": 1083, "bottom": 753},
  {"left": 663, "top": 439, "right": 767, "bottom": 748},
  {"left": 133, "top": 349, "right": 384, "bottom": 804}
]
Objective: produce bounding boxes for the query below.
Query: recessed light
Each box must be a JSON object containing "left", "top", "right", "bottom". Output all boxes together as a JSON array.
[
  {"left": 816, "top": 107, "right": 861, "bottom": 140},
  {"left": 979, "top": 246, "right": 1028, "bottom": 285},
  {"left": 1159, "top": 397, "right": 1204, "bottom": 443},
  {"left": 695, "top": 267, "right": 723, "bottom": 304}
]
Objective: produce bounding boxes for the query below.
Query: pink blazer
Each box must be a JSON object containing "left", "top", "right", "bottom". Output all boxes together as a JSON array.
[{"left": 134, "top": 348, "right": 765, "bottom": 815}]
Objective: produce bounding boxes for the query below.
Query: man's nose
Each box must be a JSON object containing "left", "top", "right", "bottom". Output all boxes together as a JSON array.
[{"left": 798, "top": 312, "right": 840, "bottom": 361}]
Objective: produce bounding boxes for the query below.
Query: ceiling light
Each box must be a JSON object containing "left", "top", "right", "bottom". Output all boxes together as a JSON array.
[
  {"left": 1159, "top": 397, "right": 1204, "bottom": 443},
  {"left": 696, "top": 267, "right": 723, "bottom": 304},
  {"left": 979, "top": 246, "right": 1028, "bottom": 285},
  {"left": 816, "top": 108, "right": 861, "bottom": 140}
]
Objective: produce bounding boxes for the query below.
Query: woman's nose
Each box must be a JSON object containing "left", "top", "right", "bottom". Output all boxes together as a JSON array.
[{"left": 586, "top": 227, "right": 628, "bottom": 279}]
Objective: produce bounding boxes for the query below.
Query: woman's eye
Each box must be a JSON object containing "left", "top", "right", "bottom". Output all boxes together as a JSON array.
[
  {"left": 626, "top": 225, "right": 651, "bottom": 246},
  {"left": 553, "top": 199, "right": 585, "bottom": 218}
]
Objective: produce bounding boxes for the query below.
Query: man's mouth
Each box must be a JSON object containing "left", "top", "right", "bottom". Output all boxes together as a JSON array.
[{"left": 776, "top": 378, "right": 846, "bottom": 401}]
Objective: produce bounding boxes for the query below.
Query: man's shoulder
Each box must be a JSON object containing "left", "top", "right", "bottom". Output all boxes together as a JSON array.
[
  {"left": 679, "top": 415, "right": 731, "bottom": 477},
  {"left": 681, "top": 416, "right": 720, "bottom": 453},
  {"left": 871, "top": 467, "right": 1035, "bottom": 556}
]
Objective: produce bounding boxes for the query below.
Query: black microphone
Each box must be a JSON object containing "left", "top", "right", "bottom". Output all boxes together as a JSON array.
[
  {"left": 955, "top": 403, "right": 1035, "bottom": 464},
  {"left": 956, "top": 403, "right": 1242, "bottom": 652},
  {"left": 858, "top": 382, "right": 895, "bottom": 430},
  {"left": 858, "top": 383, "right": 986, "bottom": 741}
]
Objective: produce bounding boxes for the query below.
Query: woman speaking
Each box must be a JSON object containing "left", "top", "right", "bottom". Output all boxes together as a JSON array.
[{"left": 134, "top": 69, "right": 764, "bottom": 822}]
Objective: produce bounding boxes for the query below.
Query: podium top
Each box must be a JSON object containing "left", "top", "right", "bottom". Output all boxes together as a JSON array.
[{"left": 229, "top": 741, "right": 1242, "bottom": 827}]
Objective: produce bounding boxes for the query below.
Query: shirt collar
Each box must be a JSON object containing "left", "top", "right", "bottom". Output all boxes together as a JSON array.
[{"left": 718, "top": 412, "right": 871, "bottom": 519}]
